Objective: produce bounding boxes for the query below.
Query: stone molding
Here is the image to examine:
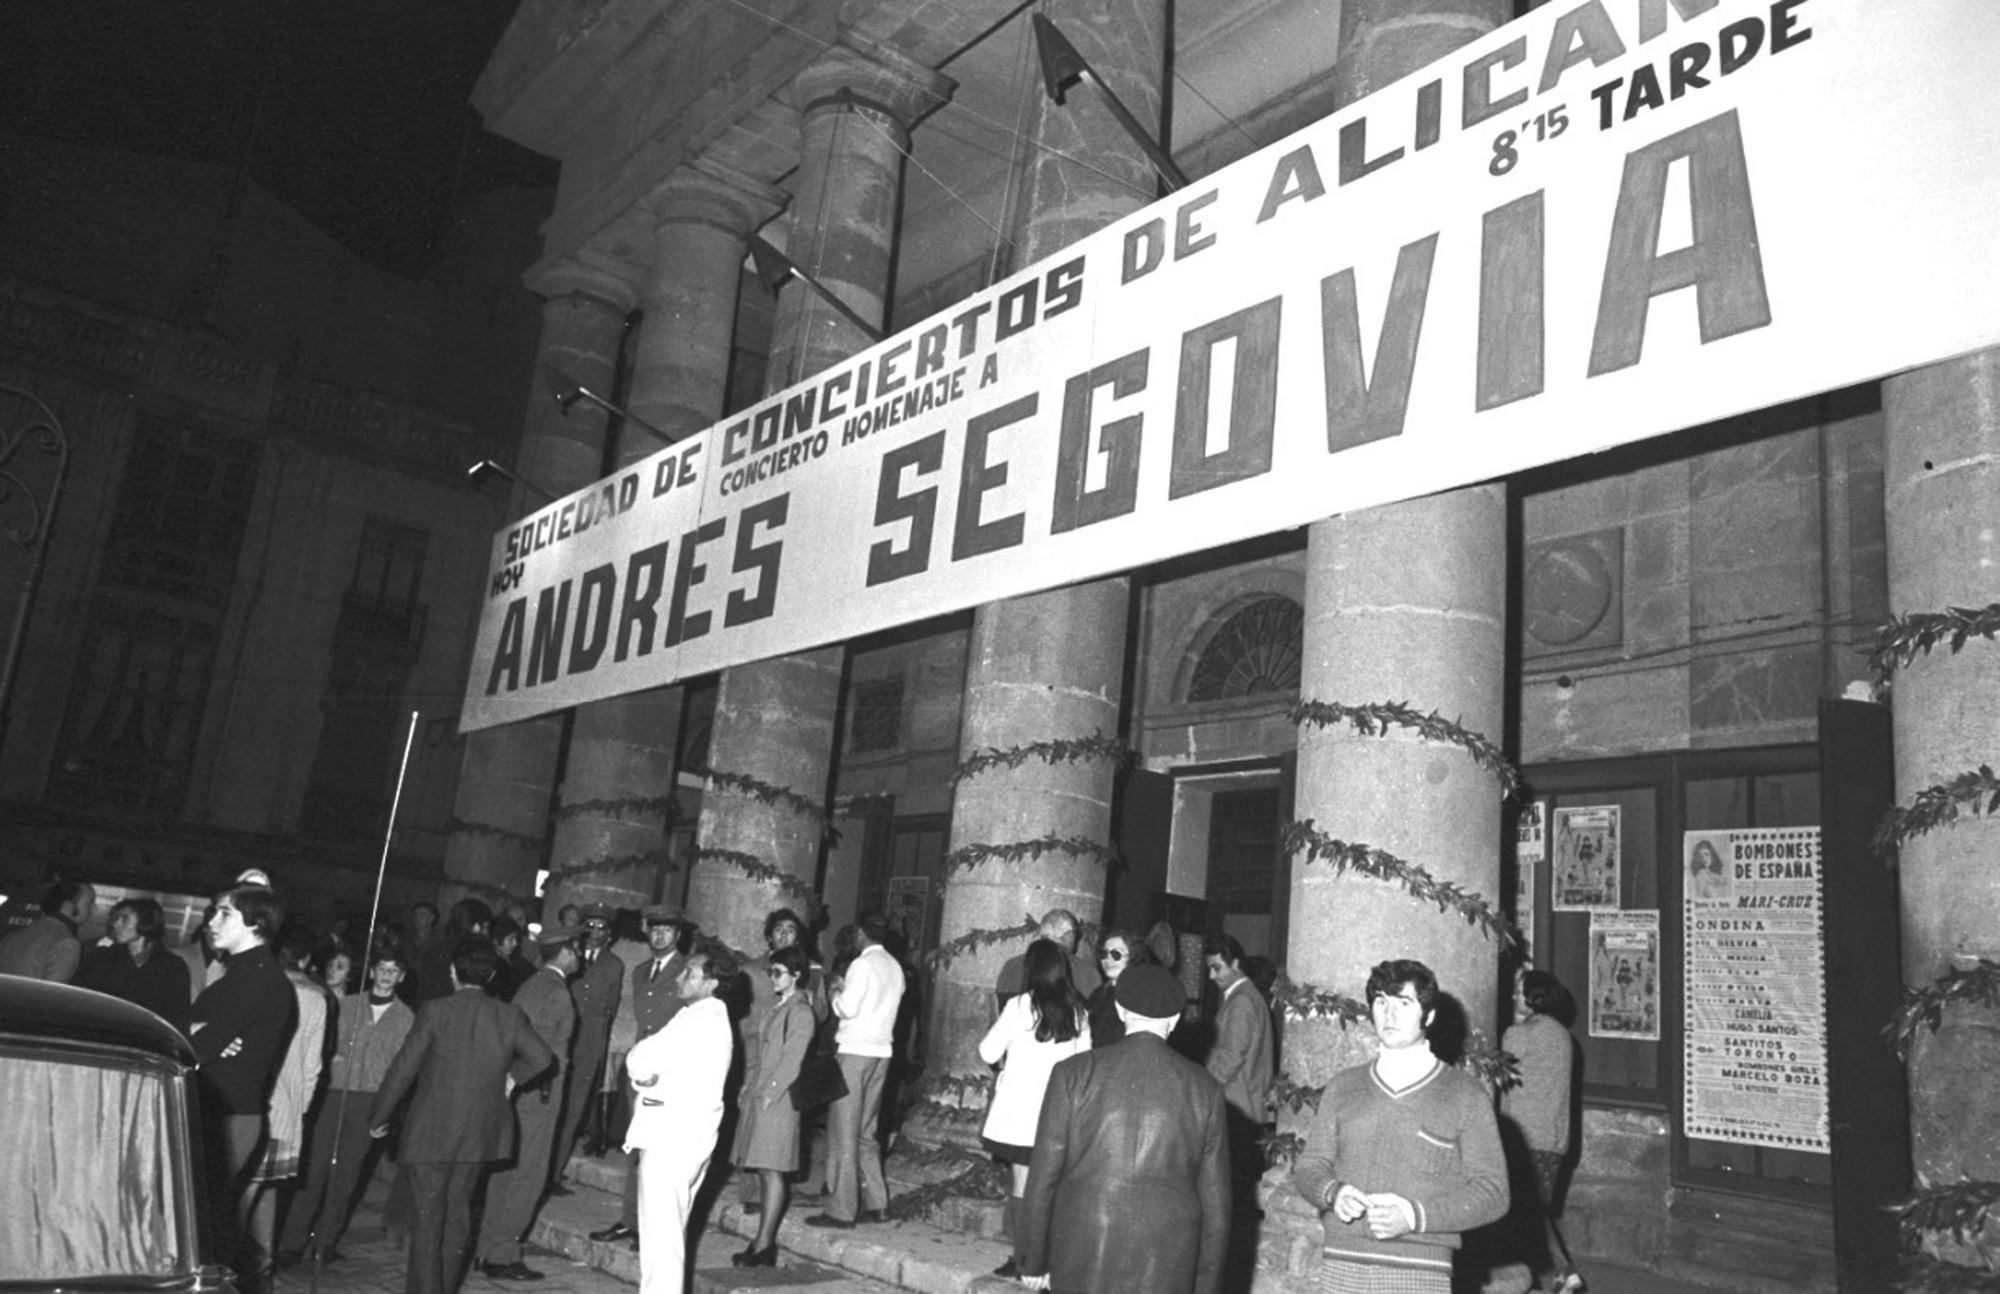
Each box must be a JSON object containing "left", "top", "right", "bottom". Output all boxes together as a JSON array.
[
  {"left": 791, "top": 33, "right": 955, "bottom": 140},
  {"left": 646, "top": 156, "right": 789, "bottom": 241}
]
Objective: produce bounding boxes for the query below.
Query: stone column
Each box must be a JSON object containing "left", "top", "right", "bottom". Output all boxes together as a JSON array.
[
  {"left": 542, "top": 164, "right": 787, "bottom": 920},
  {"left": 685, "top": 41, "right": 952, "bottom": 954},
  {"left": 1884, "top": 348, "right": 2000, "bottom": 1274},
  {"left": 1278, "top": 0, "right": 1513, "bottom": 1274},
  {"left": 927, "top": 0, "right": 1167, "bottom": 1089},
  {"left": 442, "top": 258, "right": 636, "bottom": 913}
]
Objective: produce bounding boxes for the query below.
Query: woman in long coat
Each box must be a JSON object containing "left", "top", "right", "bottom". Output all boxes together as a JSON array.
[{"left": 729, "top": 944, "right": 816, "bottom": 1265}]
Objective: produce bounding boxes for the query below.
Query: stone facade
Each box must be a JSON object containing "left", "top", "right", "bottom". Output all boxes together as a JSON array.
[{"left": 459, "top": 1, "right": 1991, "bottom": 1289}]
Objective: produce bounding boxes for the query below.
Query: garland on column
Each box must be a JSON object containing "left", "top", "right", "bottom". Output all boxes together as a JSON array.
[
  {"left": 1291, "top": 700, "right": 1523, "bottom": 799},
  {"left": 952, "top": 730, "right": 1130, "bottom": 785},
  {"left": 689, "top": 845, "right": 819, "bottom": 911},
  {"left": 1870, "top": 602, "right": 2000, "bottom": 1294},
  {"left": 554, "top": 794, "right": 678, "bottom": 821},
  {"left": 1276, "top": 695, "right": 1523, "bottom": 1175},
  {"left": 1283, "top": 820, "right": 1522, "bottom": 951},
  {"left": 1873, "top": 767, "right": 2000, "bottom": 860},
  {"left": 1869, "top": 603, "right": 2000, "bottom": 679},
  {"left": 943, "top": 833, "right": 1119, "bottom": 879},
  {"left": 445, "top": 816, "right": 544, "bottom": 852},
  {"left": 928, "top": 915, "right": 1043, "bottom": 970},
  {"left": 549, "top": 848, "right": 677, "bottom": 885}
]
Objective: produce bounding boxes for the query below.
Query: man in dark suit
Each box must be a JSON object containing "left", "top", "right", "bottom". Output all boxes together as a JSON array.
[
  {"left": 369, "top": 939, "right": 554, "bottom": 1294},
  {"left": 1019, "top": 963, "right": 1230, "bottom": 1294},
  {"left": 475, "top": 928, "right": 582, "bottom": 1280},
  {"left": 1203, "top": 932, "right": 1274, "bottom": 1229},
  {"left": 550, "top": 904, "right": 625, "bottom": 1190},
  {"left": 588, "top": 904, "right": 687, "bottom": 1246}
]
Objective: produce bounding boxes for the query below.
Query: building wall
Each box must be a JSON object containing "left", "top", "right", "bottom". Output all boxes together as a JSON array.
[{"left": 0, "top": 139, "right": 547, "bottom": 919}]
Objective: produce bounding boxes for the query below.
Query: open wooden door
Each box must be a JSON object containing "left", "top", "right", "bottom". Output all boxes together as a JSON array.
[
  {"left": 1111, "top": 765, "right": 1173, "bottom": 933},
  {"left": 1819, "top": 697, "right": 1908, "bottom": 1292}
]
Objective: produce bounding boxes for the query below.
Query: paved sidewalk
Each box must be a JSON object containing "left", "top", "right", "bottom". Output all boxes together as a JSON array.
[{"left": 275, "top": 1161, "right": 1743, "bottom": 1294}]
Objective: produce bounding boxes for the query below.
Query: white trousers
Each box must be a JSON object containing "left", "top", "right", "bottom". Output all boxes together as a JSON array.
[{"left": 636, "top": 1146, "right": 711, "bottom": 1294}]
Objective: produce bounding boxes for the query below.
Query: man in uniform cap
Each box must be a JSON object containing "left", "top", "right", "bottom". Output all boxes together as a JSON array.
[
  {"left": 588, "top": 904, "right": 690, "bottom": 1246},
  {"left": 476, "top": 927, "right": 583, "bottom": 1280},
  {"left": 550, "top": 904, "right": 623, "bottom": 1192},
  {"left": 1018, "top": 963, "right": 1231, "bottom": 1294}
]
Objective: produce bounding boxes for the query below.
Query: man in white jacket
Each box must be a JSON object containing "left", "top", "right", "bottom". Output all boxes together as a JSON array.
[
  {"left": 805, "top": 912, "right": 906, "bottom": 1229},
  {"left": 623, "top": 938, "right": 739, "bottom": 1294}
]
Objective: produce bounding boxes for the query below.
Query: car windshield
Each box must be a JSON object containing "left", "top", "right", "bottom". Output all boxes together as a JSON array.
[{"left": 0, "top": 1049, "right": 189, "bottom": 1283}]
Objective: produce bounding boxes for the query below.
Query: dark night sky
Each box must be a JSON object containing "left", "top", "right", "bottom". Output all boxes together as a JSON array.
[{"left": 2, "top": 0, "right": 555, "bottom": 279}]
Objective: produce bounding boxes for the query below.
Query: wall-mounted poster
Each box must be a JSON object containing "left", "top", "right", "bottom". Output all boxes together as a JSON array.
[
  {"left": 1683, "top": 827, "right": 1830, "bottom": 1153},
  {"left": 1588, "top": 910, "right": 1660, "bottom": 1040},
  {"left": 1515, "top": 801, "right": 1546, "bottom": 958},
  {"left": 1553, "top": 805, "right": 1620, "bottom": 911}
]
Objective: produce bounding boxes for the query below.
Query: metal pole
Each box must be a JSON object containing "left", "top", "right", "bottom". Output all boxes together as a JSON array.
[{"left": 305, "top": 709, "right": 421, "bottom": 1289}]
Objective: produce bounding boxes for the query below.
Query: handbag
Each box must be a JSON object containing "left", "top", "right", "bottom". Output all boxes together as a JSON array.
[{"left": 790, "top": 1050, "right": 848, "bottom": 1111}]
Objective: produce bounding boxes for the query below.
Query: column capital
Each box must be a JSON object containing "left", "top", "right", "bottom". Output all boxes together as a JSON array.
[
  {"left": 644, "top": 157, "right": 790, "bottom": 241},
  {"left": 792, "top": 34, "right": 955, "bottom": 139},
  {"left": 525, "top": 246, "right": 645, "bottom": 312}
]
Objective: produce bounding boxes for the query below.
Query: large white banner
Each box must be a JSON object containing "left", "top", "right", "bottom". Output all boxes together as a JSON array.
[{"left": 463, "top": 0, "right": 2000, "bottom": 731}]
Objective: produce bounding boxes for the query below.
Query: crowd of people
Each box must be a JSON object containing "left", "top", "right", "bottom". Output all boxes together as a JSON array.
[{"left": 1, "top": 875, "right": 1587, "bottom": 1294}]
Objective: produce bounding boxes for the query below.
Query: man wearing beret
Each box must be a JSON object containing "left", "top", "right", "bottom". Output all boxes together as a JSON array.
[
  {"left": 476, "top": 928, "right": 583, "bottom": 1280},
  {"left": 1018, "top": 963, "right": 1232, "bottom": 1294}
]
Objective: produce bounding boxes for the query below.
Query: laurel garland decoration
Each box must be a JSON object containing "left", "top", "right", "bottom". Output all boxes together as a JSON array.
[
  {"left": 443, "top": 876, "right": 521, "bottom": 906},
  {"left": 1271, "top": 1071, "right": 1326, "bottom": 1117},
  {"left": 1260, "top": 1129, "right": 1308, "bottom": 1170},
  {"left": 554, "top": 794, "right": 678, "bottom": 822},
  {"left": 1899, "top": 1181, "right": 2000, "bottom": 1247},
  {"left": 1888, "top": 959, "right": 2000, "bottom": 1063},
  {"left": 884, "top": 1160, "right": 1012, "bottom": 1220},
  {"left": 1272, "top": 976, "right": 1371, "bottom": 1027},
  {"left": 1291, "top": 700, "right": 1522, "bottom": 801},
  {"left": 1870, "top": 602, "right": 2000, "bottom": 682},
  {"left": 1284, "top": 820, "right": 1522, "bottom": 952},
  {"left": 1896, "top": 1252, "right": 2000, "bottom": 1294},
  {"left": 953, "top": 730, "right": 1131, "bottom": 785},
  {"left": 943, "top": 834, "right": 1119, "bottom": 879},
  {"left": 689, "top": 846, "right": 818, "bottom": 907},
  {"left": 928, "top": 916, "right": 1043, "bottom": 969},
  {"left": 445, "top": 816, "right": 544, "bottom": 852},
  {"left": 548, "top": 848, "right": 677, "bottom": 884},
  {"left": 1874, "top": 767, "right": 2000, "bottom": 863},
  {"left": 690, "top": 767, "right": 827, "bottom": 824}
]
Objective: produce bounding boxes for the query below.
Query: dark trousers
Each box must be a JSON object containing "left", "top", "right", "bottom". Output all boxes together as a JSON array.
[
  {"left": 279, "top": 1089, "right": 380, "bottom": 1256},
  {"left": 478, "top": 1086, "right": 564, "bottom": 1264},
  {"left": 549, "top": 1035, "right": 607, "bottom": 1180},
  {"left": 405, "top": 1161, "right": 483, "bottom": 1294},
  {"left": 205, "top": 1110, "right": 268, "bottom": 1278}
]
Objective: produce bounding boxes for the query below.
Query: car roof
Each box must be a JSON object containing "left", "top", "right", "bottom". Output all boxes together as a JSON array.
[{"left": 0, "top": 973, "right": 197, "bottom": 1067}]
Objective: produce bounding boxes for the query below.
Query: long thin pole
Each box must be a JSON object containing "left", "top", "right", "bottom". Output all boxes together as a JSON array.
[{"left": 305, "top": 709, "right": 420, "bottom": 1291}]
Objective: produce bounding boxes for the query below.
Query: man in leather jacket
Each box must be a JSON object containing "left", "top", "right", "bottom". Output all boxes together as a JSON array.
[{"left": 1018, "top": 963, "right": 1231, "bottom": 1294}]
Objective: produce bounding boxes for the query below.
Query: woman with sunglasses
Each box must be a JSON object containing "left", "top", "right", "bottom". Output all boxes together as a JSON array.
[
  {"left": 729, "top": 944, "right": 816, "bottom": 1266},
  {"left": 1086, "top": 928, "right": 1153, "bottom": 1048}
]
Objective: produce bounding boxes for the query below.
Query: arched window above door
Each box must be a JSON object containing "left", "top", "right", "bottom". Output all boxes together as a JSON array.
[{"left": 1186, "top": 596, "right": 1303, "bottom": 702}]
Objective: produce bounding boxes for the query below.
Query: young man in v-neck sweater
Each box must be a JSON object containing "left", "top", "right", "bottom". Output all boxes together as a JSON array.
[{"left": 1292, "top": 959, "right": 1509, "bottom": 1293}]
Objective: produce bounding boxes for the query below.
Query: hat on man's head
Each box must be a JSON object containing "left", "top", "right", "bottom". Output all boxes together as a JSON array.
[
  {"left": 642, "top": 903, "right": 682, "bottom": 927},
  {"left": 535, "top": 924, "right": 582, "bottom": 948},
  {"left": 578, "top": 904, "right": 614, "bottom": 925},
  {"left": 1113, "top": 964, "right": 1184, "bottom": 1020}
]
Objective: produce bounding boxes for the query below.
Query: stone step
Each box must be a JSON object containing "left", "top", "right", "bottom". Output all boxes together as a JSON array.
[
  {"left": 528, "top": 1179, "right": 904, "bottom": 1292},
  {"left": 537, "top": 1164, "right": 1022, "bottom": 1294}
]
